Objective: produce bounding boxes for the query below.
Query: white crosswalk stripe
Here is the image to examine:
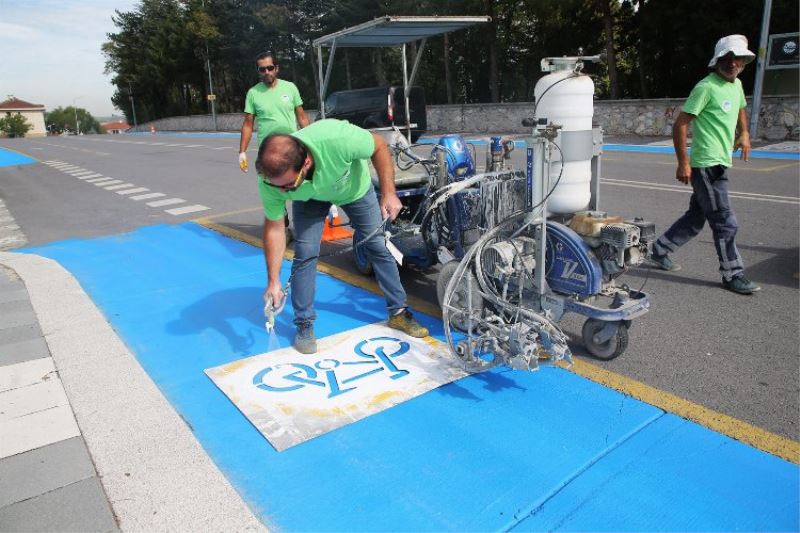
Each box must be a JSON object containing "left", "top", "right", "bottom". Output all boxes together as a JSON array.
[
  {"left": 147, "top": 198, "right": 185, "bottom": 207},
  {"left": 43, "top": 161, "right": 213, "bottom": 217},
  {"left": 116, "top": 187, "right": 150, "bottom": 195},
  {"left": 130, "top": 192, "right": 165, "bottom": 201},
  {"left": 166, "top": 204, "right": 210, "bottom": 216}
]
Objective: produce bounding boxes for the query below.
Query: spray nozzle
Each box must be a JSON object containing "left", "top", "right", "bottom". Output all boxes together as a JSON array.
[{"left": 264, "top": 284, "right": 289, "bottom": 333}]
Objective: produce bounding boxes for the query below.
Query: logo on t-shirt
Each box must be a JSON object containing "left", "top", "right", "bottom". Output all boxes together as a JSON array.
[
  {"left": 721, "top": 99, "right": 732, "bottom": 113},
  {"left": 335, "top": 169, "right": 350, "bottom": 191},
  {"left": 281, "top": 94, "right": 291, "bottom": 103}
]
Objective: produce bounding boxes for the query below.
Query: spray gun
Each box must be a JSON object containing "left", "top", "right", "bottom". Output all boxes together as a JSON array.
[{"left": 264, "top": 282, "right": 290, "bottom": 333}]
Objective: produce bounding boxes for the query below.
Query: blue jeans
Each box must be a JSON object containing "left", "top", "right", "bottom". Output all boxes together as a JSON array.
[
  {"left": 290, "top": 184, "right": 407, "bottom": 326},
  {"left": 653, "top": 165, "right": 744, "bottom": 281}
]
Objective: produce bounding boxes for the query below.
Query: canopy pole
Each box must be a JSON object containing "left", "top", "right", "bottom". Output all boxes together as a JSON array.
[
  {"left": 317, "top": 45, "right": 325, "bottom": 118},
  {"left": 402, "top": 43, "right": 411, "bottom": 141},
  {"left": 750, "top": 0, "right": 773, "bottom": 138},
  {"left": 320, "top": 41, "right": 338, "bottom": 119},
  {"left": 408, "top": 38, "right": 428, "bottom": 88}
]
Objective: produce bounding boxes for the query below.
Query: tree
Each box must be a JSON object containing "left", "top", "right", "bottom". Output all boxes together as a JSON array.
[
  {"left": 101, "top": 0, "right": 798, "bottom": 113},
  {"left": 0, "top": 114, "right": 33, "bottom": 138},
  {"left": 45, "top": 107, "right": 102, "bottom": 135}
]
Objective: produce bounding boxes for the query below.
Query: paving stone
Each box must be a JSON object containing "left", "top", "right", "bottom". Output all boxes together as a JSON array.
[
  {"left": 0, "top": 308, "right": 38, "bottom": 330},
  {"left": 0, "top": 288, "right": 28, "bottom": 305},
  {"left": 0, "top": 337, "right": 49, "bottom": 367},
  {"left": 0, "top": 404, "right": 80, "bottom": 459},
  {"left": 0, "top": 477, "right": 118, "bottom": 532},
  {"left": 0, "top": 323, "right": 42, "bottom": 346},
  {"left": 0, "top": 437, "right": 95, "bottom": 508},
  {"left": 0, "top": 298, "right": 34, "bottom": 315}
]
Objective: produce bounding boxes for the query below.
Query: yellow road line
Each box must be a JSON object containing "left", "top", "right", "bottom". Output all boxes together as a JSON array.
[
  {"left": 567, "top": 359, "right": 799, "bottom": 464},
  {"left": 649, "top": 160, "right": 799, "bottom": 172},
  {"left": 194, "top": 206, "right": 263, "bottom": 222},
  {"left": 754, "top": 161, "right": 800, "bottom": 172},
  {"left": 195, "top": 219, "right": 261, "bottom": 248},
  {"left": 193, "top": 219, "right": 441, "bottom": 317},
  {"left": 195, "top": 218, "right": 800, "bottom": 464}
]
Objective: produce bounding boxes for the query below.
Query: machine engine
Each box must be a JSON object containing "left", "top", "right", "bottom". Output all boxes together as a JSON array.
[{"left": 566, "top": 211, "right": 655, "bottom": 278}]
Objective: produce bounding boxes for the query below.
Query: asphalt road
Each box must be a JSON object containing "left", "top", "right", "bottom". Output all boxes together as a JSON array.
[{"left": 1, "top": 133, "right": 798, "bottom": 441}]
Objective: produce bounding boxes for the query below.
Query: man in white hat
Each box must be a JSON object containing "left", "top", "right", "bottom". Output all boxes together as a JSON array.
[{"left": 649, "top": 34, "right": 760, "bottom": 295}]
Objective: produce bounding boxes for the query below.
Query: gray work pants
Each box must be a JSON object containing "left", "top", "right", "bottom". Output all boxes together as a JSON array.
[{"left": 653, "top": 165, "right": 744, "bottom": 281}]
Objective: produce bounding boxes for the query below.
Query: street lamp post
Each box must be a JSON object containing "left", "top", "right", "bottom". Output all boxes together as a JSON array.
[
  {"left": 72, "top": 96, "right": 82, "bottom": 135},
  {"left": 128, "top": 83, "right": 138, "bottom": 127},
  {"left": 750, "top": 0, "right": 773, "bottom": 138},
  {"left": 201, "top": 0, "right": 217, "bottom": 131}
]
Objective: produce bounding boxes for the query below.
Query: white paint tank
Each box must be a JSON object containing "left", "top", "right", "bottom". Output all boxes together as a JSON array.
[{"left": 534, "top": 70, "right": 594, "bottom": 214}]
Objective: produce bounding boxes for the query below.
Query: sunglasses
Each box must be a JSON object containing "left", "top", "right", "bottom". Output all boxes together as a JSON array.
[
  {"left": 257, "top": 65, "right": 276, "bottom": 73},
  {"left": 264, "top": 169, "right": 304, "bottom": 192}
]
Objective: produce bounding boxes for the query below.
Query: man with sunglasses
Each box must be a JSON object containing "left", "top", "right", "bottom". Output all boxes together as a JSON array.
[
  {"left": 256, "top": 119, "right": 429, "bottom": 354},
  {"left": 238, "top": 52, "right": 309, "bottom": 172},
  {"left": 650, "top": 34, "right": 761, "bottom": 295}
]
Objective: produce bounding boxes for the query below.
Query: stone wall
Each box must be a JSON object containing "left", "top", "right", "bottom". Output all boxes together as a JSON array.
[
  {"left": 129, "top": 113, "right": 245, "bottom": 133},
  {"left": 427, "top": 96, "right": 799, "bottom": 141},
  {"left": 131, "top": 96, "right": 799, "bottom": 141}
]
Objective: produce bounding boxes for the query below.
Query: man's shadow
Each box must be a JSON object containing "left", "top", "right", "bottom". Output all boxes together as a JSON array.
[{"left": 166, "top": 284, "right": 400, "bottom": 356}]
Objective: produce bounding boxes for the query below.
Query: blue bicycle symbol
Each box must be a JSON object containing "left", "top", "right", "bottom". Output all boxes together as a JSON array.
[{"left": 252, "top": 336, "right": 411, "bottom": 398}]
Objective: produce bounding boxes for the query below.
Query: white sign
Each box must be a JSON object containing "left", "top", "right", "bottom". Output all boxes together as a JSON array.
[{"left": 206, "top": 323, "right": 472, "bottom": 451}]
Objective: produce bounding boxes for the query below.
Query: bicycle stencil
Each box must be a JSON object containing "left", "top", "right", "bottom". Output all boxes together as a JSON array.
[{"left": 206, "top": 323, "right": 471, "bottom": 451}]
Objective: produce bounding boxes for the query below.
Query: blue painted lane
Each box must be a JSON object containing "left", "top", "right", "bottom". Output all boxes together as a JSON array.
[
  {"left": 21, "top": 223, "right": 799, "bottom": 531},
  {"left": 417, "top": 137, "right": 800, "bottom": 160},
  {"left": 603, "top": 143, "right": 800, "bottom": 161},
  {"left": 514, "top": 414, "right": 798, "bottom": 531},
  {"left": 0, "top": 147, "right": 37, "bottom": 167}
]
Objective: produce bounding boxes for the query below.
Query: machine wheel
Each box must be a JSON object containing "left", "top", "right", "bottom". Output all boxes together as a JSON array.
[
  {"left": 582, "top": 319, "right": 628, "bottom": 360},
  {"left": 352, "top": 231, "right": 373, "bottom": 276},
  {"left": 437, "top": 261, "right": 484, "bottom": 332}
]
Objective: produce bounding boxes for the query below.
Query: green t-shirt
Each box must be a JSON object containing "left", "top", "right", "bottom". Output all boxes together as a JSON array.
[
  {"left": 244, "top": 79, "right": 303, "bottom": 148},
  {"left": 259, "top": 119, "right": 375, "bottom": 221},
  {"left": 683, "top": 73, "right": 746, "bottom": 168}
]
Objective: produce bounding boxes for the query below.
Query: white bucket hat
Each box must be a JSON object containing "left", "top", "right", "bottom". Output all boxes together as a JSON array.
[{"left": 708, "top": 34, "right": 756, "bottom": 68}]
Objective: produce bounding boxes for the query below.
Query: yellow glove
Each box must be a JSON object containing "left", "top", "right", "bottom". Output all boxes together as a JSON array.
[{"left": 238, "top": 152, "right": 248, "bottom": 172}]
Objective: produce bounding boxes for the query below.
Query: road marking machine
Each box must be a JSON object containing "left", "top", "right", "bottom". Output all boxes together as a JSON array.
[{"left": 312, "top": 19, "right": 655, "bottom": 368}]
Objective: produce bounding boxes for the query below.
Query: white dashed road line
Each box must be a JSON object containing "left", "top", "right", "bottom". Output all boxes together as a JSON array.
[
  {"left": 147, "top": 198, "right": 185, "bottom": 207},
  {"left": 166, "top": 205, "right": 211, "bottom": 216},
  {"left": 130, "top": 193, "right": 165, "bottom": 201},
  {"left": 44, "top": 161, "right": 211, "bottom": 217},
  {"left": 116, "top": 187, "right": 150, "bottom": 195}
]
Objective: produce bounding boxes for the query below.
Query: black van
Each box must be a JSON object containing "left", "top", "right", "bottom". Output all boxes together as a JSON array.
[{"left": 322, "top": 86, "right": 427, "bottom": 142}]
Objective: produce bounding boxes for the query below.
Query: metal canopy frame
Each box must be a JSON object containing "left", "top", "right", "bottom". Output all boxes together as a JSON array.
[{"left": 312, "top": 16, "right": 490, "bottom": 131}]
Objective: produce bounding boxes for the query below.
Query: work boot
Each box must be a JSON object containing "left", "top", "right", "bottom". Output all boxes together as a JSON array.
[
  {"left": 649, "top": 252, "right": 681, "bottom": 271},
  {"left": 293, "top": 323, "right": 317, "bottom": 354},
  {"left": 387, "top": 309, "right": 429, "bottom": 338},
  {"left": 722, "top": 275, "right": 761, "bottom": 295}
]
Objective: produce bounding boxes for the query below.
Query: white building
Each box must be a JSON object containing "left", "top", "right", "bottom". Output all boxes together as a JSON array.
[{"left": 0, "top": 96, "right": 46, "bottom": 138}]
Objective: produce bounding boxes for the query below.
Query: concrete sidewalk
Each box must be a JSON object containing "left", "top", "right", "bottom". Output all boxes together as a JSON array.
[
  {"left": 0, "top": 262, "right": 119, "bottom": 531},
  {"left": 0, "top": 204, "right": 263, "bottom": 531},
  {"left": 1, "top": 197, "right": 118, "bottom": 530}
]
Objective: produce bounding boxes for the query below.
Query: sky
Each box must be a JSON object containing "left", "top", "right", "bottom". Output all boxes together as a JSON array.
[{"left": 0, "top": 0, "right": 140, "bottom": 118}]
